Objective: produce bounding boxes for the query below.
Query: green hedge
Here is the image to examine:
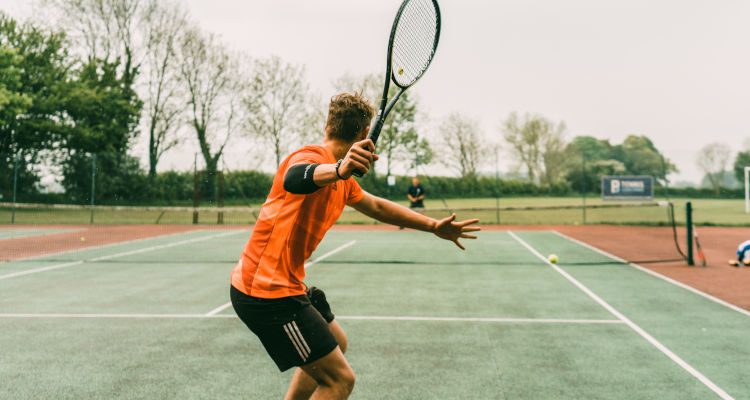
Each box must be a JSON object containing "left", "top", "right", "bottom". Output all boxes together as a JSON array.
[{"left": 10, "top": 168, "right": 745, "bottom": 206}]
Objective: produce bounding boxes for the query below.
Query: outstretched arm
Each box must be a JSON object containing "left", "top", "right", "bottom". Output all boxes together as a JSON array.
[{"left": 350, "top": 192, "right": 480, "bottom": 250}]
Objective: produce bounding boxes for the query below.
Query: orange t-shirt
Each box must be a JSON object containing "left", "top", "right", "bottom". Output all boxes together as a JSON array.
[{"left": 230, "top": 145, "right": 364, "bottom": 298}]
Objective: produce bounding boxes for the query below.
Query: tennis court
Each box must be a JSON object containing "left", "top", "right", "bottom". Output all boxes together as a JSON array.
[
  {"left": 1, "top": 228, "right": 748, "bottom": 399},
  {"left": 0, "top": 227, "right": 80, "bottom": 240}
]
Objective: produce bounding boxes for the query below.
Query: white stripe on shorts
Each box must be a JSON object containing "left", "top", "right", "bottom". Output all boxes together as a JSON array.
[
  {"left": 291, "top": 321, "right": 312, "bottom": 355},
  {"left": 283, "top": 323, "right": 308, "bottom": 361}
]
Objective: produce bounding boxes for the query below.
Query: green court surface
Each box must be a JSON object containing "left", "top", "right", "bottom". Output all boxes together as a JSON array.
[
  {"left": 1, "top": 230, "right": 748, "bottom": 399},
  {"left": 0, "top": 227, "right": 78, "bottom": 240}
]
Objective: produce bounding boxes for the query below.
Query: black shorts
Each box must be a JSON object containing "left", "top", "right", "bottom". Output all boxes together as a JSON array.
[{"left": 230, "top": 285, "right": 338, "bottom": 371}]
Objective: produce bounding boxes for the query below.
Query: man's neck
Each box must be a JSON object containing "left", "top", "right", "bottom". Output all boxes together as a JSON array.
[{"left": 322, "top": 138, "right": 352, "bottom": 160}]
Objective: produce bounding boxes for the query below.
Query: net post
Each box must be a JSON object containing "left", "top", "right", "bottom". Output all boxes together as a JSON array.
[
  {"left": 217, "top": 170, "right": 224, "bottom": 224},
  {"left": 11, "top": 152, "right": 18, "bottom": 224},
  {"left": 90, "top": 154, "right": 96, "bottom": 224},
  {"left": 686, "top": 201, "right": 694, "bottom": 266},
  {"left": 192, "top": 153, "right": 199, "bottom": 224}
]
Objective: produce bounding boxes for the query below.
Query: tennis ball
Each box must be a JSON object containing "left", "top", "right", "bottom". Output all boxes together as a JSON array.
[
  {"left": 548, "top": 254, "right": 558, "bottom": 264},
  {"left": 398, "top": 68, "right": 404, "bottom": 75},
  {"left": 80, "top": 236, "right": 86, "bottom": 242}
]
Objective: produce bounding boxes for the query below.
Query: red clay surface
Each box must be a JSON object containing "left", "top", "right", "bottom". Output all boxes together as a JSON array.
[
  {"left": 334, "top": 224, "right": 750, "bottom": 312},
  {"left": 553, "top": 225, "right": 750, "bottom": 312},
  {"left": 0, "top": 224, "right": 209, "bottom": 261},
  {"left": 2, "top": 223, "right": 748, "bottom": 313}
]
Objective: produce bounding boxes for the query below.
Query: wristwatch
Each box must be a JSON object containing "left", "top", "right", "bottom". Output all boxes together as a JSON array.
[{"left": 335, "top": 159, "right": 348, "bottom": 180}]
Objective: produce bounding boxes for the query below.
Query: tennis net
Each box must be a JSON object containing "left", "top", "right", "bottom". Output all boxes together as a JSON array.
[
  {"left": 2, "top": 200, "right": 679, "bottom": 226},
  {"left": 0, "top": 201, "right": 688, "bottom": 265}
]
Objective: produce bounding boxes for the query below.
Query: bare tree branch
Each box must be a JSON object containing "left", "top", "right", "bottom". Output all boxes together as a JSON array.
[
  {"left": 140, "top": 0, "right": 187, "bottom": 178},
  {"left": 243, "top": 56, "right": 317, "bottom": 167},
  {"left": 502, "top": 112, "right": 568, "bottom": 184},
  {"left": 439, "top": 113, "right": 486, "bottom": 179},
  {"left": 177, "top": 26, "right": 242, "bottom": 176},
  {"left": 697, "top": 142, "right": 731, "bottom": 195}
]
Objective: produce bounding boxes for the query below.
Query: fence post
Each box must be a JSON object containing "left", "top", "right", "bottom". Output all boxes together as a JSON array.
[
  {"left": 686, "top": 201, "right": 694, "bottom": 266},
  {"left": 581, "top": 154, "right": 587, "bottom": 224},
  {"left": 495, "top": 151, "right": 500, "bottom": 225},
  {"left": 11, "top": 153, "right": 18, "bottom": 224},
  {"left": 217, "top": 170, "right": 224, "bottom": 224},
  {"left": 192, "top": 153, "right": 199, "bottom": 224},
  {"left": 90, "top": 154, "right": 96, "bottom": 224}
]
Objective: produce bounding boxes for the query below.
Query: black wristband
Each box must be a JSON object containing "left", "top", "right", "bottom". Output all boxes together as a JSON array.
[
  {"left": 283, "top": 163, "right": 322, "bottom": 194},
  {"left": 335, "top": 159, "right": 348, "bottom": 180}
]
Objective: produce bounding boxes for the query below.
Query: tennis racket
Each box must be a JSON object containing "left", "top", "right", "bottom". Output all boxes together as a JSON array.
[
  {"left": 352, "top": 0, "right": 441, "bottom": 177},
  {"left": 693, "top": 225, "right": 706, "bottom": 267}
]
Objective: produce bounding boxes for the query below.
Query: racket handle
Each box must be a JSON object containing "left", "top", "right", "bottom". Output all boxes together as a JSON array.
[{"left": 351, "top": 118, "right": 384, "bottom": 177}]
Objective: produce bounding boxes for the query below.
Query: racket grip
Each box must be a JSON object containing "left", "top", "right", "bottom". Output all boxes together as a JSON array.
[{"left": 351, "top": 118, "right": 384, "bottom": 177}]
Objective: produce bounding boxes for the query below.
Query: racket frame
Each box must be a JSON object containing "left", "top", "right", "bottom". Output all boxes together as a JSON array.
[{"left": 352, "top": 0, "right": 441, "bottom": 177}]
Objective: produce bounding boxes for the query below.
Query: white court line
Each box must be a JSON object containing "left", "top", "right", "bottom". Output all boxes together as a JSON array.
[
  {"left": 305, "top": 240, "right": 357, "bottom": 268},
  {"left": 0, "top": 313, "right": 622, "bottom": 324},
  {"left": 551, "top": 230, "right": 750, "bottom": 319},
  {"left": 3, "top": 229, "right": 209, "bottom": 263},
  {"left": 0, "top": 230, "right": 247, "bottom": 281},
  {"left": 0, "top": 228, "right": 84, "bottom": 240},
  {"left": 0, "top": 313, "right": 211, "bottom": 318},
  {"left": 334, "top": 315, "right": 622, "bottom": 324},
  {"left": 0, "top": 260, "right": 85, "bottom": 281},
  {"left": 204, "top": 239, "right": 357, "bottom": 316},
  {"left": 508, "top": 231, "right": 734, "bottom": 400}
]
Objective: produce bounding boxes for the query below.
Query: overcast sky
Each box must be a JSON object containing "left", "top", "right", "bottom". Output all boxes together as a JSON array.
[{"left": 2, "top": 0, "right": 748, "bottom": 183}]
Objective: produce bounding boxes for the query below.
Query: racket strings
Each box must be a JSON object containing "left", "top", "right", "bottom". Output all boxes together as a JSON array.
[
  {"left": 392, "top": 0, "right": 439, "bottom": 87},
  {"left": 395, "top": 6, "right": 435, "bottom": 76}
]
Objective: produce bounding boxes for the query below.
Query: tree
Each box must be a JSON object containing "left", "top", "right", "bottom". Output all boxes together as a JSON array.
[
  {"left": 617, "top": 135, "right": 676, "bottom": 181},
  {"left": 43, "top": 0, "right": 144, "bottom": 88},
  {"left": 697, "top": 142, "right": 731, "bottom": 195},
  {"left": 0, "top": 12, "right": 143, "bottom": 202},
  {"left": 567, "top": 136, "right": 614, "bottom": 161},
  {"left": 0, "top": 13, "right": 73, "bottom": 198},
  {"left": 0, "top": 44, "right": 33, "bottom": 199},
  {"left": 438, "top": 113, "right": 486, "bottom": 179},
  {"left": 141, "top": 0, "right": 187, "bottom": 179},
  {"left": 539, "top": 122, "right": 568, "bottom": 186},
  {"left": 244, "top": 56, "right": 318, "bottom": 167},
  {"left": 333, "top": 73, "right": 429, "bottom": 176},
  {"left": 734, "top": 151, "right": 750, "bottom": 185},
  {"left": 178, "top": 27, "right": 242, "bottom": 194},
  {"left": 61, "top": 59, "right": 143, "bottom": 203},
  {"left": 562, "top": 134, "right": 676, "bottom": 192},
  {"left": 409, "top": 137, "right": 434, "bottom": 175},
  {"left": 502, "top": 112, "right": 568, "bottom": 184},
  {"left": 0, "top": 45, "right": 32, "bottom": 152}
]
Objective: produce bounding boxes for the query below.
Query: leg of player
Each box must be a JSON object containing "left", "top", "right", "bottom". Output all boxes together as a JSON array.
[
  {"left": 292, "top": 345, "right": 354, "bottom": 400},
  {"left": 285, "top": 320, "right": 350, "bottom": 400}
]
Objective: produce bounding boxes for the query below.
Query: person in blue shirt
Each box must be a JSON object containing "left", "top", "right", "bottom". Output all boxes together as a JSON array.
[{"left": 730, "top": 240, "right": 750, "bottom": 267}]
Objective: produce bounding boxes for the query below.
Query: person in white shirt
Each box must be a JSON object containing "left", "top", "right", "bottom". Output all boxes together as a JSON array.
[{"left": 730, "top": 240, "right": 750, "bottom": 267}]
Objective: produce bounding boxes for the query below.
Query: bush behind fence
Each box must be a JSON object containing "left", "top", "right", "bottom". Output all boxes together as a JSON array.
[{"left": 1, "top": 152, "right": 744, "bottom": 206}]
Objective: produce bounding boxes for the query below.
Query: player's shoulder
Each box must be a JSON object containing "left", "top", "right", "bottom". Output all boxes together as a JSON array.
[
  {"left": 290, "top": 144, "right": 327, "bottom": 157},
  {"left": 286, "top": 145, "right": 332, "bottom": 164}
]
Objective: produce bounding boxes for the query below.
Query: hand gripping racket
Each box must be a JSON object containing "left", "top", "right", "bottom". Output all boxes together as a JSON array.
[{"left": 352, "top": 0, "right": 441, "bottom": 177}]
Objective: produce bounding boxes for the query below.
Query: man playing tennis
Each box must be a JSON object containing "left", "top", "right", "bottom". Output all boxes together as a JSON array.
[{"left": 230, "top": 93, "right": 480, "bottom": 400}]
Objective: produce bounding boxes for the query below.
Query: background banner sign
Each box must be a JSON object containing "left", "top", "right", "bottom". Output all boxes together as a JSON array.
[{"left": 601, "top": 176, "right": 654, "bottom": 201}]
